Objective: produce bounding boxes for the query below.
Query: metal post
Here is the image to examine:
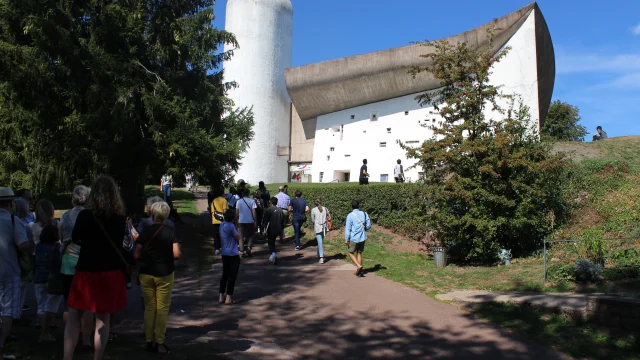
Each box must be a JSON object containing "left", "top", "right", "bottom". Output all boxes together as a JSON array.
[{"left": 543, "top": 241, "right": 547, "bottom": 283}]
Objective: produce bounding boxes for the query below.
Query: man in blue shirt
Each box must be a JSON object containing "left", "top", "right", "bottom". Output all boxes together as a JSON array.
[
  {"left": 344, "top": 200, "right": 371, "bottom": 277},
  {"left": 288, "top": 191, "right": 309, "bottom": 251}
]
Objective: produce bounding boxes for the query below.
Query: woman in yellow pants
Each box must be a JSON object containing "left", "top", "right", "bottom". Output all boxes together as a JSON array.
[{"left": 134, "top": 201, "right": 182, "bottom": 354}]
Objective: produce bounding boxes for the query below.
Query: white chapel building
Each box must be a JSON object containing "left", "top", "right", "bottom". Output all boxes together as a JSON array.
[{"left": 224, "top": 1, "right": 555, "bottom": 184}]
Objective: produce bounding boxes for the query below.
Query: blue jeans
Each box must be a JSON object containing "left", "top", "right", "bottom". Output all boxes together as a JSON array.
[
  {"left": 316, "top": 233, "right": 324, "bottom": 258},
  {"left": 292, "top": 220, "right": 303, "bottom": 247},
  {"left": 162, "top": 185, "right": 170, "bottom": 201}
]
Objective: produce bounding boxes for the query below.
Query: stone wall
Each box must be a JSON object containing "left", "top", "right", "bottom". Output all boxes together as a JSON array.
[{"left": 587, "top": 296, "right": 640, "bottom": 332}]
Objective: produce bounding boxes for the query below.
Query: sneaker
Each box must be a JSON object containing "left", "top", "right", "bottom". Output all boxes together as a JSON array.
[
  {"left": 319, "top": 258, "right": 324, "bottom": 264},
  {"left": 215, "top": 249, "right": 221, "bottom": 255},
  {"left": 269, "top": 254, "right": 276, "bottom": 264},
  {"left": 295, "top": 246, "right": 301, "bottom": 251}
]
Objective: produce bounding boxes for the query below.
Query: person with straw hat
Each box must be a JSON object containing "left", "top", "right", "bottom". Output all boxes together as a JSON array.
[{"left": 0, "top": 187, "right": 30, "bottom": 360}]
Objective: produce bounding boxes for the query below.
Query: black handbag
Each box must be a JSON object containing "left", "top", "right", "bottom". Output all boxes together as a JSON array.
[
  {"left": 213, "top": 199, "right": 225, "bottom": 221},
  {"left": 47, "top": 244, "right": 64, "bottom": 295}
]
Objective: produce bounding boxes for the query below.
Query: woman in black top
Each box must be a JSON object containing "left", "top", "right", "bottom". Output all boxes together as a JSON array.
[
  {"left": 63, "top": 176, "right": 128, "bottom": 360},
  {"left": 134, "top": 200, "right": 182, "bottom": 354}
]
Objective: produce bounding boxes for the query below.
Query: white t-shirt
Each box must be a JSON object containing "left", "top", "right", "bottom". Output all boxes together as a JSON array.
[{"left": 394, "top": 164, "right": 404, "bottom": 177}]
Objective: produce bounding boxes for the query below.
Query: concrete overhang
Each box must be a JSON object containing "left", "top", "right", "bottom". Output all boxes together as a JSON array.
[{"left": 285, "top": 2, "right": 554, "bottom": 126}]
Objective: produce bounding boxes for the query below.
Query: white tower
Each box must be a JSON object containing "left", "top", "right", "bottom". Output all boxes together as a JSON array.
[{"left": 224, "top": 0, "right": 293, "bottom": 185}]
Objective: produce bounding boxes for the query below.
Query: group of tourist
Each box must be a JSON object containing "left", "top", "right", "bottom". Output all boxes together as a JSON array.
[
  {"left": 0, "top": 176, "right": 182, "bottom": 359},
  {"left": 0, "top": 175, "right": 374, "bottom": 359},
  {"left": 208, "top": 181, "right": 373, "bottom": 305}
]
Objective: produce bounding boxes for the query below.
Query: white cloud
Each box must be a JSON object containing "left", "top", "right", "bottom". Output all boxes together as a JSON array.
[
  {"left": 557, "top": 53, "right": 640, "bottom": 74},
  {"left": 632, "top": 24, "right": 640, "bottom": 35},
  {"left": 584, "top": 73, "right": 640, "bottom": 92}
]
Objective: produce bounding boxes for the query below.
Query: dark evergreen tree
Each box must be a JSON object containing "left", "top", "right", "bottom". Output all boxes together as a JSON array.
[{"left": 0, "top": 0, "right": 253, "bottom": 212}]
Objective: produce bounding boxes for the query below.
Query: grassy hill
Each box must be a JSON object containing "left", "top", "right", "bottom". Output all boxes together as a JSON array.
[{"left": 551, "top": 136, "right": 640, "bottom": 240}]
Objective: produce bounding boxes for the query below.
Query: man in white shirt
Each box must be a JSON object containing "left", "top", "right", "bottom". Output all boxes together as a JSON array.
[
  {"left": 235, "top": 188, "right": 257, "bottom": 257},
  {"left": 394, "top": 159, "right": 405, "bottom": 183}
]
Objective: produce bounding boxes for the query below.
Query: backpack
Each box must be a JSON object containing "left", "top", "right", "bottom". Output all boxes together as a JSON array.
[{"left": 258, "top": 188, "right": 270, "bottom": 207}]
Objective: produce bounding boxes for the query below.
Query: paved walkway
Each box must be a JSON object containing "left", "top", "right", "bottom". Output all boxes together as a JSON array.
[{"left": 115, "top": 192, "right": 571, "bottom": 359}]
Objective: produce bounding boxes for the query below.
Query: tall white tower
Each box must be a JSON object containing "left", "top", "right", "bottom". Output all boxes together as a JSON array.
[{"left": 224, "top": 0, "right": 293, "bottom": 185}]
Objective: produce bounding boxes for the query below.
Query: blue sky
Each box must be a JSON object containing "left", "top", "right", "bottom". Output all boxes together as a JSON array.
[{"left": 213, "top": 0, "right": 640, "bottom": 140}]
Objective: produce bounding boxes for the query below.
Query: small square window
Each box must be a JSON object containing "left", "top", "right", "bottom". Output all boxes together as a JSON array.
[
  {"left": 432, "top": 118, "right": 436, "bottom": 122},
  {"left": 330, "top": 147, "right": 335, "bottom": 152},
  {"left": 370, "top": 111, "right": 378, "bottom": 121},
  {"left": 387, "top": 128, "right": 391, "bottom": 134},
  {"left": 327, "top": 155, "right": 330, "bottom": 161},
  {"left": 350, "top": 115, "right": 355, "bottom": 120},
  {"left": 345, "top": 154, "right": 351, "bottom": 157},
  {"left": 320, "top": 172, "right": 324, "bottom": 182},
  {"left": 380, "top": 174, "right": 389, "bottom": 182},
  {"left": 379, "top": 142, "right": 387, "bottom": 148},
  {"left": 363, "top": 130, "right": 367, "bottom": 133},
  {"left": 405, "top": 111, "right": 409, "bottom": 115}
]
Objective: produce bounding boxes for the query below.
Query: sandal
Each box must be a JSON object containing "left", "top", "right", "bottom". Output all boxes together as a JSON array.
[{"left": 355, "top": 267, "right": 363, "bottom": 276}]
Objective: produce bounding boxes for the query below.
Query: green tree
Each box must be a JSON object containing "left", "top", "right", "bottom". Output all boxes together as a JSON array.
[
  {"left": 541, "top": 100, "right": 587, "bottom": 141},
  {"left": 0, "top": 0, "right": 253, "bottom": 212},
  {"left": 405, "top": 35, "right": 572, "bottom": 262}
]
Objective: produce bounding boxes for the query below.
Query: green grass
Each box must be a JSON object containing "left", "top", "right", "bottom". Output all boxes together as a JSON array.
[
  {"left": 308, "top": 228, "right": 640, "bottom": 295},
  {"left": 144, "top": 186, "right": 198, "bottom": 218},
  {"left": 473, "top": 302, "right": 639, "bottom": 360}
]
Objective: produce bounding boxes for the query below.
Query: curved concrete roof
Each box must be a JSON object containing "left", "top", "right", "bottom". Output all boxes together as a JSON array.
[{"left": 285, "top": 2, "right": 555, "bottom": 125}]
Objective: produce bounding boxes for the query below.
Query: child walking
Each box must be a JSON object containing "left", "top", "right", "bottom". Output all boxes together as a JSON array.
[
  {"left": 219, "top": 209, "right": 241, "bottom": 305},
  {"left": 34, "top": 224, "right": 63, "bottom": 342}
]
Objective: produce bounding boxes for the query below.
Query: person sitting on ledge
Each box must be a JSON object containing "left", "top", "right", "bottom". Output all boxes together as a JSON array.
[{"left": 592, "top": 126, "right": 608, "bottom": 141}]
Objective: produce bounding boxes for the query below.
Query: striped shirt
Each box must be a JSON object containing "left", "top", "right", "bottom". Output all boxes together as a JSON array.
[{"left": 275, "top": 192, "right": 290, "bottom": 209}]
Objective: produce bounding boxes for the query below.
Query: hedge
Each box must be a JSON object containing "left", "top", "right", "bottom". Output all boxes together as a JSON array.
[{"left": 262, "top": 183, "right": 429, "bottom": 240}]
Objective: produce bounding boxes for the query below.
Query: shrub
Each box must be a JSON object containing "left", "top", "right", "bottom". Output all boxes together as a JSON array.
[
  {"left": 547, "top": 262, "right": 575, "bottom": 283},
  {"left": 603, "top": 247, "right": 640, "bottom": 280},
  {"left": 573, "top": 259, "right": 602, "bottom": 284},
  {"left": 265, "top": 183, "right": 429, "bottom": 240}
]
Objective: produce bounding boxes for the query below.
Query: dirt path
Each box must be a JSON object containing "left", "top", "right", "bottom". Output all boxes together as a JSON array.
[
  {"left": 12, "top": 191, "right": 570, "bottom": 359},
  {"left": 136, "top": 192, "right": 570, "bottom": 360}
]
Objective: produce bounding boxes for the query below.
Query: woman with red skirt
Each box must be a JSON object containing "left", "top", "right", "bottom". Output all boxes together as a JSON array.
[{"left": 63, "top": 176, "right": 128, "bottom": 360}]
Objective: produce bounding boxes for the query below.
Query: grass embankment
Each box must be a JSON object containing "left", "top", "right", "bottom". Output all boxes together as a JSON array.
[
  {"left": 474, "top": 302, "right": 640, "bottom": 360},
  {"left": 553, "top": 136, "right": 640, "bottom": 239}
]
